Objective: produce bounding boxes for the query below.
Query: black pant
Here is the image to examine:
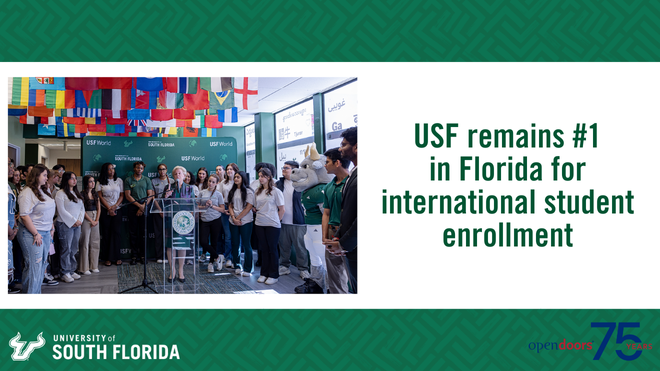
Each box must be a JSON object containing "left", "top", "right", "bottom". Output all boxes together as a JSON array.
[
  {"left": 254, "top": 225, "right": 280, "bottom": 278},
  {"left": 127, "top": 204, "right": 146, "bottom": 260},
  {"left": 200, "top": 218, "right": 221, "bottom": 263},
  {"left": 152, "top": 213, "right": 164, "bottom": 260},
  {"left": 100, "top": 210, "right": 122, "bottom": 262},
  {"left": 345, "top": 249, "right": 357, "bottom": 294}
]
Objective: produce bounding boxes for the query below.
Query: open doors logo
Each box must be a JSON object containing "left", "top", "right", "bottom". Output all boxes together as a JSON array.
[{"left": 9, "top": 332, "right": 46, "bottom": 361}]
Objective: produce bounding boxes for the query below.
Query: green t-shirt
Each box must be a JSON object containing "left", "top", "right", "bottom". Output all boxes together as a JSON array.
[
  {"left": 323, "top": 176, "right": 346, "bottom": 226},
  {"left": 124, "top": 175, "right": 153, "bottom": 201},
  {"left": 302, "top": 183, "right": 326, "bottom": 225}
]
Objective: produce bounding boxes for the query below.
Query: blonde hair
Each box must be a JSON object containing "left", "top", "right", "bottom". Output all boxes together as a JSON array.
[{"left": 172, "top": 166, "right": 187, "bottom": 178}]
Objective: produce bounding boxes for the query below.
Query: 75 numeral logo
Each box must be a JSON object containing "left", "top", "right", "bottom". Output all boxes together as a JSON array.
[{"left": 591, "top": 322, "right": 642, "bottom": 361}]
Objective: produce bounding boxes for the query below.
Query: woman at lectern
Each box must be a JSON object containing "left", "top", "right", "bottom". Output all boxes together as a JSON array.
[{"left": 162, "top": 166, "right": 196, "bottom": 283}]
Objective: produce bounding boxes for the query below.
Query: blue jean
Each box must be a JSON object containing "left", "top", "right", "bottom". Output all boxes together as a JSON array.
[
  {"left": 230, "top": 222, "right": 253, "bottom": 273},
  {"left": 17, "top": 224, "right": 51, "bottom": 294},
  {"left": 56, "top": 221, "right": 81, "bottom": 276},
  {"left": 220, "top": 213, "right": 232, "bottom": 262}
]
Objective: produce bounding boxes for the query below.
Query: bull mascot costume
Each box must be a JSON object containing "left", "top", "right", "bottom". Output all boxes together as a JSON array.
[{"left": 290, "top": 143, "right": 334, "bottom": 293}]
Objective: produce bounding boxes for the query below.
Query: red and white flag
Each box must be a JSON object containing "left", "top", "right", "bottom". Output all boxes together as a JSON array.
[{"left": 233, "top": 77, "right": 258, "bottom": 110}]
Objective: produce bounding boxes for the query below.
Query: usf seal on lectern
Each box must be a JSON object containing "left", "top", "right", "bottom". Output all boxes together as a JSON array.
[{"left": 172, "top": 211, "right": 195, "bottom": 235}]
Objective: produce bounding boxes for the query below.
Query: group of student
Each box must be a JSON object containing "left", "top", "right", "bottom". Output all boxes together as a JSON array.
[{"left": 7, "top": 126, "right": 358, "bottom": 294}]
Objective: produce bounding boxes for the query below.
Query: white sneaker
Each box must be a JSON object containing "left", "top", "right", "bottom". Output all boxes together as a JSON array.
[
  {"left": 225, "top": 259, "right": 233, "bottom": 268},
  {"left": 207, "top": 263, "right": 214, "bottom": 273},
  {"left": 257, "top": 275, "right": 267, "bottom": 283},
  {"left": 157, "top": 259, "right": 163, "bottom": 263},
  {"left": 234, "top": 268, "right": 242, "bottom": 275},
  {"left": 216, "top": 256, "right": 224, "bottom": 270},
  {"left": 83, "top": 271, "right": 91, "bottom": 276},
  {"left": 71, "top": 272, "right": 81, "bottom": 280},
  {"left": 265, "top": 277, "right": 278, "bottom": 285},
  {"left": 279, "top": 266, "right": 291, "bottom": 275},
  {"left": 241, "top": 271, "right": 251, "bottom": 277},
  {"left": 91, "top": 269, "right": 100, "bottom": 273},
  {"left": 44, "top": 273, "right": 55, "bottom": 281},
  {"left": 62, "top": 273, "right": 74, "bottom": 283},
  {"left": 300, "top": 270, "right": 311, "bottom": 280}
]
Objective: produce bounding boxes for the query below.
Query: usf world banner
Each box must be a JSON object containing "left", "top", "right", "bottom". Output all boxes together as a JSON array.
[{"left": 1, "top": 309, "right": 657, "bottom": 370}]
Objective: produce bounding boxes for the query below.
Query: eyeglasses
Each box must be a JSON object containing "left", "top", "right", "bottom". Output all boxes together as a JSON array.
[
  {"left": 281, "top": 167, "right": 292, "bottom": 170},
  {"left": 158, "top": 168, "right": 167, "bottom": 171}
]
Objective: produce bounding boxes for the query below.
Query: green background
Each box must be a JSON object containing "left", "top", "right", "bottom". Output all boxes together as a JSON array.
[
  {"left": 2, "top": 0, "right": 660, "bottom": 61},
  {"left": 1, "top": 310, "right": 657, "bottom": 370}
]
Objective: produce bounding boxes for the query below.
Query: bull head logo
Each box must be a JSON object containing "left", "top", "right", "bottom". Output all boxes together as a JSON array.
[{"left": 9, "top": 332, "right": 45, "bottom": 361}]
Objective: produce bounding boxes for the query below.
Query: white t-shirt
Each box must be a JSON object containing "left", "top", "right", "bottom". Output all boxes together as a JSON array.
[
  {"left": 18, "top": 187, "right": 56, "bottom": 231},
  {"left": 229, "top": 188, "right": 255, "bottom": 225},
  {"left": 281, "top": 179, "right": 294, "bottom": 225},
  {"left": 199, "top": 188, "right": 224, "bottom": 222},
  {"left": 96, "top": 178, "right": 123, "bottom": 208},
  {"left": 220, "top": 179, "right": 234, "bottom": 204},
  {"left": 55, "top": 190, "right": 85, "bottom": 227},
  {"left": 254, "top": 188, "right": 285, "bottom": 228}
]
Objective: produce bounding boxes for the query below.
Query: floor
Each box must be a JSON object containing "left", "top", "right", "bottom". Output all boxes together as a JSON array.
[{"left": 14, "top": 252, "right": 309, "bottom": 295}]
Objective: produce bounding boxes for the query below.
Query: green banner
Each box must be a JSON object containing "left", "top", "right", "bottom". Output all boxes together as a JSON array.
[
  {"left": 0, "top": 309, "right": 657, "bottom": 370},
  {"left": 3, "top": 0, "right": 660, "bottom": 61}
]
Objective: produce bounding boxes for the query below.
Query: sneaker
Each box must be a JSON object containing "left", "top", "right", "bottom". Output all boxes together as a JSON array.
[
  {"left": 44, "top": 273, "right": 55, "bottom": 281},
  {"left": 62, "top": 274, "right": 74, "bottom": 283},
  {"left": 300, "top": 270, "right": 311, "bottom": 280},
  {"left": 185, "top": 260, "right": 193, "bottom": 265},
  {"left": 83, "top": 271, "right": 91, "bottom": 276},
  {"left": 294, "top": 279, "right": 324, "bottom": 294},
  {"left": 234, "top": 268, "right": 242, "bottom": 275},
  {"left": 207, "top": 263, "right": 214, "bottom": 273},
  {"left": 157, "top": 259, "right": 164, "bottom": 263},
  {"left": 91, "top": 269, "right": 100, "bottom": 273},
  {"left": 257, "top": 275, "right": 267, "bottom": 283},
  {"left": 216, "top": 256, "right": 224, "bottom": 271},
  {"left": 8, "top": 287, "right": 21, "bottom": 294},
  {"left": 42, "top": 278, "right": 59, "bottom": 286},
  {"left": 279, "top": 266, "right": 291, "bottom": 275},
  {"left": 225, "top": 259, "right": 233, "bottom": 268},
  {"left": 265, "top": 277, "right": 278, "bottom": 285},
  {"left": 71, "top": 272, "right": 81, "bottom": 280},
  {"left": 241, "top": 271, "right": 251, "bottom": 277}
]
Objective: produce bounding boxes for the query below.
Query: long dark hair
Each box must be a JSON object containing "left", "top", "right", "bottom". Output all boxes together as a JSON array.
[
  {"left": 196, "top": 167, "right": 209, "bottom": 190},
  {"left": 82, "top": 175, "right": 99, "bottom": 204},
  {"left": 99, "top": 163, "right": 117, "bottom": 186},
  {"left": 228, "top": 171, "right": 249, "bottom": 208},
  {"left": 207, "top": 174, "right": 221, "bottom": 198},
  {"left": 223, "top": 163, "right": 239, "bottom": 184},
  {"left": 256, "top": 168, "right": 275, "bottom": 196},
  {"left": 26, "top": 164, "right": 52, "bottom": 201},
  {"left": 61, "top": 172, "right": 83, "bottom": 203}
]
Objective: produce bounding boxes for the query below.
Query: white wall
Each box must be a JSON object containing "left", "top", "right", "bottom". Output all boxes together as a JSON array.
[{"left": 46, "top": 148, "right": 81, "bottom": 169}]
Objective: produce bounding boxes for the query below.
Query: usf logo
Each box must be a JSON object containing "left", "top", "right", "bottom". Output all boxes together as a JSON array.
[
  {"left": 189, "top": 140, "right": 197, "bottom": 147},
  {"left": 124, "top": 140, "right": 133, "bottom": 148},
  {"left": 93, "top": 154, "right": 102, "bottom": 162},
  {"left": 219, "top": 154, "right": 228, "bottom": 161},
  {"left": 9, "top": 332, "right": 45, "bottom": 361},
  {"left": 157, "top": 156, "right": 166, "bottom": 163}
]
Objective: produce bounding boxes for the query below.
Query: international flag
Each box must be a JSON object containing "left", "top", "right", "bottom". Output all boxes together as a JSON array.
[
  {"left": 102, "top": 89, "right": 132, "bottom": 110},
  {"left": 183, "top": 126, "right": 198, "bottom": 137},
  {"left": 65, "top": 78, "right": 98, "bottom": 91},
  {"left": 200, "top": 128, "right": 217, "bottom": 137},
  {"left": 28, "top": 106, "right": 54, "bottom": 117},
  {"left": 38, "top": 123, "right": 56, "bottom": 136},
  {"left": 191, "top": 115, "right": 202, "bottom": 128},
  {"left": 151, "top": 109, "right": 173, "bottom": 121},
  {"left": 45, "top": 90, "right": 70, "bottom": 109},
  {"left": 63, "top": 117, "right": 86, "bottom": 125},
  {"left": 75, "top": 90, "right": 102, "bottom": 109},
  {"left": 173, "top": 109, "right": 195, "bottom": 120},
  {"left": 8, "top": 105, "right": 27, "bottom": 116},
  {"left": 30, "top": 77, "right": 65, "bottom": 90},
  {"left": 127, "top": 109, "right": 150, "bottom": 120},
  {"left": 10, "top": 77, "right": 29, "bottom": 106},
  {"left": 133, "top": 89, "right": 158, "bottom": 109},
  {"left": 183, "top": 78, "right": 209, "bottom": 110},
  {"left": 100, "top": 109, "right": 127, "bottom": 119},
  {"left": 200, "top": 77, "right": 232, "bottom": 92},
  {"left": 88, "top": 123, "right": 107, "bottom": 136},
  {"left": 57, "top": 122, "right": 87, "bottom": 137},
  {"left": 28, "top": 89, "right": 46, "bottom": 106},
  {"left": 20, "top": 115, "right": 55, "bottom": 125},
  {"left": 145, "top": 118, "right": 176, "bottom": 128},
  {"left": 127, "top": 119, "right": 147, "bottom": 127},
  {"left": 209, "top": 89, "right": 234, "bottom": 110},
  {"left": 135, "top": 77, "right": 165, "bottom": 91},
  {"left": 98, "top": 78, "right": 132, "bottom": 90},
  {"left": 204, "top": 114, "right": 223, "bottom": 128},
  {"left": 161, "top": 127, "right": 181, "bottom": 137},
  {"left": 166, "top": 77, "right": 197, "bottom": 94},
  {"left": 158, "top": 90, "right": 184, "bottom": 109},
  {"left": 217, "top": 107, "right": 237, "bottom": 123},
  {"left": 233, "top": 77, "right": 258, "bottom": 110},
  {"left": 106, "top": 123, "right": 126, "bottom": 134},
  {"left": 63, "top": 108, "right": 100, "bottom": 118}
]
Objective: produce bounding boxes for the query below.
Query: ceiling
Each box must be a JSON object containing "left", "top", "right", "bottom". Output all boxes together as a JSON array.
[{"left": 26, "top": 77, "right": 356, "bottom": 149}]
